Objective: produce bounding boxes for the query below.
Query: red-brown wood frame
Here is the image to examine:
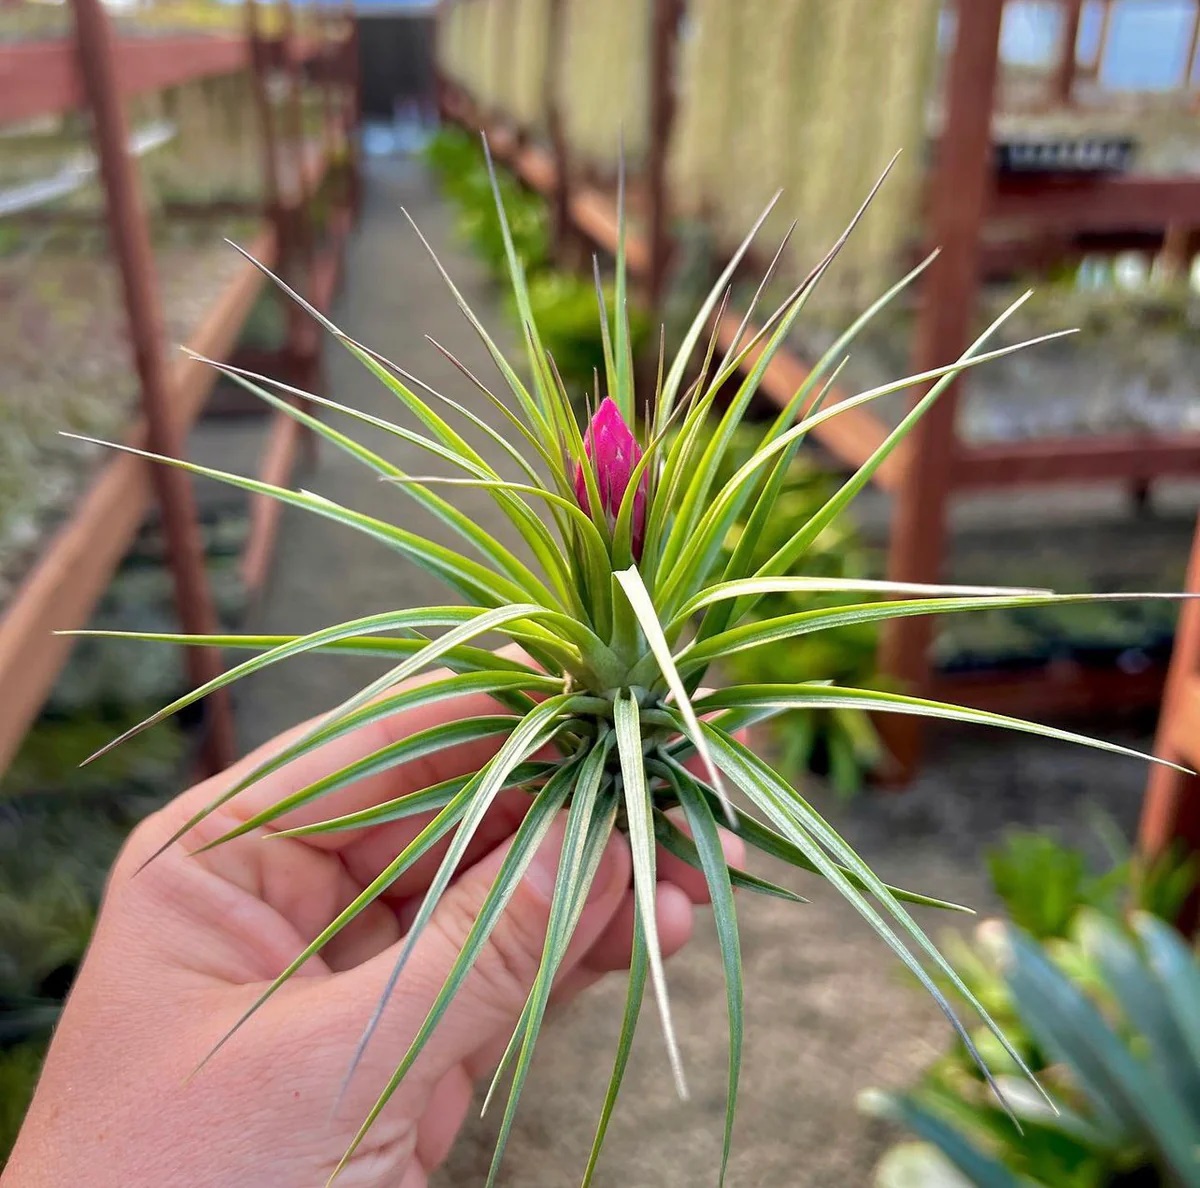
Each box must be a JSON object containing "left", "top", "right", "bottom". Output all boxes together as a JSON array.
[
  {"left": 0, "top": 1, "right": 361, "bottom": 777},
  {"left": 1140, "top": 513, "right": 1200, "bottom": 933}
]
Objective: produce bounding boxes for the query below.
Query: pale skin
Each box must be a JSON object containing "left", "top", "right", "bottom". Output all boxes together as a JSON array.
[{"left": 3, "top": 673, "right": 743, "bottom": 1187}]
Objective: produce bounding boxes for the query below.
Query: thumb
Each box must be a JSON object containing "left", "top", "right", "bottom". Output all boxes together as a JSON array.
[{"left": 340, "top": 814, "right": 631, "bottom": 1094}]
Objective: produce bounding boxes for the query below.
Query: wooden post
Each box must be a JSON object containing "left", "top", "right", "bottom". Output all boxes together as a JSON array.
[
  {"left": 342, "top": 0, "right": 363, "bottom": 216},
  {"left": 876, "top": 0, "right": 1003, "bottom": 780},
  {"left": 317, "top": 8, "right": 341, "bottom": 172},
  {"left": 545, "top": 0, "right": 573, "bottom": 262},
  {"left": 246, "top": 0, "right": 283, "bottom": 215},
  {"left": 279, "top": 0, "right": 322, "bottom": 459},
  {"left": 1184, "top": 0, "right": 1200, "bottom": 90},
  {"left": 646, "top": 0, "right": 682, "bottom": 317},
  {"left": 1095, "top": 0, "right": 1114, "bottom": 76},
  {"left": 246, "top": 0, "right": 306, "bottom": 384},
  {"left": 70, "top": 0, "right": 237, "bottom": 772},
  {"left": 1052, "top": 0, "right": 1083, "bottom": 107},
  {"left": 1139, "top": 512, "right": 1200, "bottom": 934},
  {"left": 280, "top": 0, "right": 316, "bottom": 277}
]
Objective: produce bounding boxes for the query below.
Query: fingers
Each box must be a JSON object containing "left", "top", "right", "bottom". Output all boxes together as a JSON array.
[
  {"left": 460, "top": 880, "right": 696, "bottom": 1081},
  {"left": 576, "top": 881, "right": 695, "bottom": 977},
  {"left": 653, "top": 809, "right": 746, "bottom": 903},
  {"left": 333, "top": 813, "right": 632, "bottom": 1104}
]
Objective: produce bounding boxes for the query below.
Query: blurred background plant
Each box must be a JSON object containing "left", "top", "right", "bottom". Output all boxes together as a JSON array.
[
  {"left": 862, "top": 827, "right": 1200, "bottom": 1188},
  {"left": 423, "top": 126, "right": 550, "bottom": 282},
  {"left": 516, "top": 270, "right": 651, "bottom": 404},
  {"left": 695, "top": 422, "right": 888, "bottom": 795},
  {"left": 424, "top": 127, "right": 653, "bottom": 410}
]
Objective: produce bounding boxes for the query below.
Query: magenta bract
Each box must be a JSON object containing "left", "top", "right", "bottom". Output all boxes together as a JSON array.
[{"left": 573, "top": 398, "right": 647, "bottom": 558}]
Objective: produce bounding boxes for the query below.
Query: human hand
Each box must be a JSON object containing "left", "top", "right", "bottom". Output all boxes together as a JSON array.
[{"left": 4, "top": 675, "right": 742, "bottom": 1188}]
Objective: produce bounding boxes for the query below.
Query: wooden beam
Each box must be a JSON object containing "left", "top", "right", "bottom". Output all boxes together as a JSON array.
[
  {"left": 954, "top": 433, "right": 1200, "bottom": 487},
  {"left": 992, "top": 175, "right": 1200, "bottom": 232},
  {"left": 1158, "top": 672, "right": 1200, "bottom": 763},
  {"left": 931, "top": 660, "right": 1167, "bottom": 721},
  {"left": 1186, "top": 0, "right": 1200, "bottom": 90},
  {"left": 240, "top": 409, "right": 305, "bottom": 596},
  {"left": 239, "top": 215, "right": 348, "bottom": 597},
  {"left": 0, "top": 35, "right": 249, "bottom": 124},
  {"left": 878, "top": 0, "right": 1004, "bottom": 778}
]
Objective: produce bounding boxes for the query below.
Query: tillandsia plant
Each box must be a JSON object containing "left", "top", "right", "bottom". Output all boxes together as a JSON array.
[{"left": 62, "top": 148, "right": 1190, "bottom": 1184}]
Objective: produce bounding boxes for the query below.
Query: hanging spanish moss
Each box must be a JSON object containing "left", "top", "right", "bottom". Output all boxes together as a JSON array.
[
  {"left": 509, "top": 0, "right": 552, "bottom": 133},
  {"left": 438, "top": 0, "right": 937, "bottom": 306},
  {"left": 559, "top": 0, "right": 651, "bottom": 171}
]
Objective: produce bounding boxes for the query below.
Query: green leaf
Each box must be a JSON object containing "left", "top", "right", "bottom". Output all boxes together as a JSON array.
[
  {"left": 193, "top": 715, "right": 521, "bottom": 852},
  {"left": 614, "top": 693, "right": 687, "bottom": 1098},
  {"left": 861, "top": 1091, "right": 1034, "bottom": 1188},
  {"left": 1076, "top": 912, "right": 1200, "bottom": 1125},
  {"left": 486, "top": 740, "right": 614, "bottom": 1185},
  {"left": 728, "top": 295, "right": 1066, "bottom": 622},
  {"left": 683, "top": 777, "right": 971, "bottom": 913},
  {"left": 119, "top": 603, "right": 558, "bottom": 871},
  {"left": 1001, "top": 926, "right": 1200, "bottom": 1175},
  {"left": 400, "top": 208, "right": 553, "bottom": 442},
  {"left": 653, "top": 164, "right": 894, "bottom": 586},
  {"left": 581, "top": 911, "right": 648, "bottom": 1187},
  {"left": 656, "top": 194, "right": 781, "bottom": 431},
  {"left": 66, "top": 629, "right": 539, "bottom": 671},
  {"left": 658, "top": 325, "right": 1075, "bottom": 614},
  {"left": 1132, "top": 912, "right": 1200, "bottom": 1076},
  {"left": 697, "top": 723, "right": 1043, "bottom": 1117},
  {"left": 270, "top": 763, "right": 554, "bottom": 838},
  {"left": 193, "top": 787, "right": 475, "bottom": 1077},
  {"left": 337, "top": 755, "right": 579, "bottom": 1159},
  {"left": 651, "top": 804, "right": 806, "bottom": 903},
  {"left": 671, "top": 576, "right": 1052, "bottom": 629},
  {"left": 186, "top": 354, "right": 563, "bottom": 607},
  {"left": 692, "top": 684, "right": 1188, "bottom": 773},
  {"left": 615, "top": 566, "right": 733, "bottom": 821},
  {"left": 671, "top": 770, "right": 746, "bottom": 1181},
  {"left": 209, "top": 670, "right": 552, "bottom": 812},
  {"left": 681, "top": 592, "right": 1193, "bottom": 672},
  {"left": 333, "top": 694, "right": 585, "bottom": 1176},
  {"left": 62, "top": 434, "right": 534, "bottom": 608}
]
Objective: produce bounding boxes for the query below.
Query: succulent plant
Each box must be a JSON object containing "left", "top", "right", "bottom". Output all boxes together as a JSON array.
[
  {"left": 864, "top": 911, "right": 1200, "bottom": 1188},
  {"left": 64, "top": 155, "right": 1187, "bottom": 1184}
]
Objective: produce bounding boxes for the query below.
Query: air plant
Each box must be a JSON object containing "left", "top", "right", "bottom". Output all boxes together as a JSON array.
[{"left": 63, "top": 150, "right": 1188, "bottom": 1185}]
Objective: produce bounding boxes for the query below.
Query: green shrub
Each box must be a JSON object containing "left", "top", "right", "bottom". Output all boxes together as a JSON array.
[
  {"left": 697, "top": 424, "right": 886, "bottom": 794},
  {"left": 514, "top": 272, "right": 651, "bottom": 407},
  {"left": 423, "top": 127, "right": 550, "bottom": 281},
  {"left": 987, "top": 829, "right": 1199, "bottom": 944}
]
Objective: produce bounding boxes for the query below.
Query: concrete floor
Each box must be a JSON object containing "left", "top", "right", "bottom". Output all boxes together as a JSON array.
[{"left": 189, "top": 156, "right": 1174, "bottom": 1187}]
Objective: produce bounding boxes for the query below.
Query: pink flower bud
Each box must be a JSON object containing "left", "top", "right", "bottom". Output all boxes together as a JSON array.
[{"left": 574, "top": 398, "right": 647, "bottom": 558}]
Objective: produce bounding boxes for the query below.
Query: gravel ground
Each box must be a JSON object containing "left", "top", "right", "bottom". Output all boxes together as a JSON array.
[{"left": 188, "top": 155, "right": 1176, "bottom": 1187}]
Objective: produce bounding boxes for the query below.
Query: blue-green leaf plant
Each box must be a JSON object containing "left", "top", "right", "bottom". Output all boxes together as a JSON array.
[{"left": 61, "top": 144, "right": 1193, "bottom": 1185}]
